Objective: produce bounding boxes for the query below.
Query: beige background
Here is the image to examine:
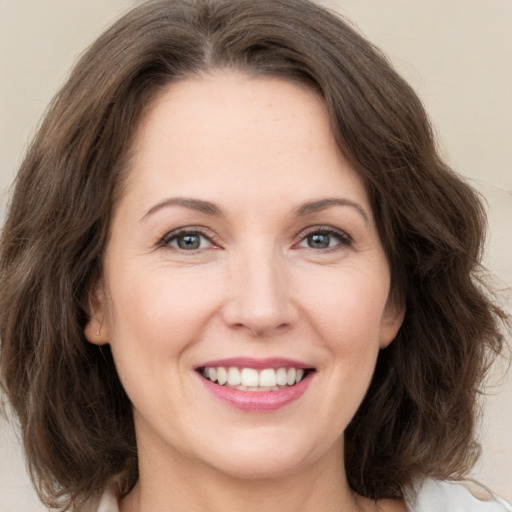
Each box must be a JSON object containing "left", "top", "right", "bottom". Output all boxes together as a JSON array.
[{"left": 1, "top": 0, "right": 510, "bottom": 509}]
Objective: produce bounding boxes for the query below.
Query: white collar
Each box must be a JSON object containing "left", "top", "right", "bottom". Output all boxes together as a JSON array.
[{"left": 91, "top": 478, "right": 512, "bottom": 512}]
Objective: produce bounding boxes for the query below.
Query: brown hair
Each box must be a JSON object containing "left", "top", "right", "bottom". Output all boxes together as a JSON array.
[{"left": 0, "top": 0, "right": 508, "bottom": 508}]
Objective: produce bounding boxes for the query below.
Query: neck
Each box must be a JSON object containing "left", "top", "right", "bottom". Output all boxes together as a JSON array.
[{"left": 120, "top": 440, "right": 372, "bottom": 512}]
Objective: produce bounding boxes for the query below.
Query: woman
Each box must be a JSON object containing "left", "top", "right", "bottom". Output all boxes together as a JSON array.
[{"left": 0, "top": 0, "right": 510, "bottom": 510}]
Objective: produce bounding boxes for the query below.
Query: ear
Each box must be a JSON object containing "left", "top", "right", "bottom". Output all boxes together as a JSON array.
[
  {"left": 84, "top": 280, "right": 110, "bottom": 346},
  {"left": 379, "top": 296, "right": 406, "bottom": 349}
]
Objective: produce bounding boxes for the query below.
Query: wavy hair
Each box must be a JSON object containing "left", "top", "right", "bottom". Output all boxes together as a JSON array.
[{"left": 0, "top": 0, "right": 507, "bottom": 508}]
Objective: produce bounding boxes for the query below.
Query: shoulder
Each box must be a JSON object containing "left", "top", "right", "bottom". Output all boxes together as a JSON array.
[
  {"left": 83, "top": 479, "right": 512, "bottom": 512},
  {"left": 404, "top": 479, "right": 512, "bottom": 512},
  {"left": 81, "top": 488, "right": 120, "bottom": 512}
]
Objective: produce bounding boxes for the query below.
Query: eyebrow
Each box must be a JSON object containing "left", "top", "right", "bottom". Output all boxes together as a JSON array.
[
  {"left": 294, "top": 198, "right": 369, "bottom": 223},
  {"left": 141, "top": 196, "right": 369, "bottom": 223},
  {"left": 141, "top": 197, "right": 223, "bottom": 220}
]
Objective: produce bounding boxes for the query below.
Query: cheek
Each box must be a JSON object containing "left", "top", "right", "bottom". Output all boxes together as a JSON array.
[
  {"left": 105, "top": 269, "right": 225, "bottom": 412},
  {"left": 298, "top": 266, "right": 390, "bottom": 346},
  {"left": 105, "top": 266, "right": 219, "bottom": 356}
]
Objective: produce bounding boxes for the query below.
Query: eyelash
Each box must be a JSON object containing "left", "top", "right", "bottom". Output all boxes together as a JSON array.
[
  {"left": 158, "top": 225, "right": 352, "bottom": 253},
  {"left": 295, "top": 225, "right": 352, "bottom": 252},
  {"left": 159, "top": 227, "right": 218, "bottom": 253}
]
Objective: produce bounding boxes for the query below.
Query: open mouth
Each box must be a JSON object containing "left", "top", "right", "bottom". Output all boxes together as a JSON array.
[{"left": 197, "top": 366, "right": 315, "bottom": 392}]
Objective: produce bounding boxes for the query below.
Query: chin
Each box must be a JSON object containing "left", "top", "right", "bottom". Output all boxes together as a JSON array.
[
  {"left": 196, "top": 432, "right": 331, "bottom": 481},
  {"left": 208, "top": 455, "right": 310, "bottom": 481}
]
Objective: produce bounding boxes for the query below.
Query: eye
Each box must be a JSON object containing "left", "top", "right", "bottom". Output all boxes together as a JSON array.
[
  {"left": 297, "top": 227, "right": 351, "bottom": 251},
  {"left": 161, "top": 229, "right": 214, "bottom": 251}
]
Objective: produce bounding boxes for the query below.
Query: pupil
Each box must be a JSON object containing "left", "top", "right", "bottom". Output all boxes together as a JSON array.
[
  {"left": 309, "top": 233, "right": 330, "bottom": 249},
  {"left": 178, "top": 234, "right": 200, "bottom": 250}
]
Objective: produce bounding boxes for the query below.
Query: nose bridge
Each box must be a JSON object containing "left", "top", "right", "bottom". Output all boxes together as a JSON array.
[{"left": 223, "top": 240, "right": 295, "bottom": 336}]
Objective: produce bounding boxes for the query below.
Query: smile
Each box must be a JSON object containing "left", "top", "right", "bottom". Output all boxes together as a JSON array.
[
  {"left": 200, "top": 366, "right": 306, "bottom": 391},
  {"left": 195, "top": 358, "right": 315, "bottom": 411}
]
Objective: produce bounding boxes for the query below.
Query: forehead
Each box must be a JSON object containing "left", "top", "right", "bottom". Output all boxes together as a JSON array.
[{"left": 123, "top": 71, "right": 370, "bottom": 214}]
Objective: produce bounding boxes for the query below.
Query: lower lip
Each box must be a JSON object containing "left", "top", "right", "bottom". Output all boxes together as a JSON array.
[{"left": 198, "top": 373, "right": 313, "bottom": 411}]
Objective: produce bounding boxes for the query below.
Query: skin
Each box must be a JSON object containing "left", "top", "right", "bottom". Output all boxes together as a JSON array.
[{"left": 85, "top": 72, "right": 405, "bottom": 512}]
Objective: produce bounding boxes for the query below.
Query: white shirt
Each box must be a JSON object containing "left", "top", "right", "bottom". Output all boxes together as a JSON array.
[
  {"left": 92, "top": 478, "right": 512, "bottom": 512},
  {"left": 404, "top": 479, "right": 512, "bottom": 512}
]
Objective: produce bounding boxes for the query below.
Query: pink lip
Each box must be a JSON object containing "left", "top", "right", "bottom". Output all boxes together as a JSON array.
[
  {"left": 196, "top": 371, "right": 314, "bottom": 413},
  {"left": 195, "top": 357, "right": 313, "bottom": 370},
  {"left": 199, "top": 376, "right": 312, "bottom": 411}
]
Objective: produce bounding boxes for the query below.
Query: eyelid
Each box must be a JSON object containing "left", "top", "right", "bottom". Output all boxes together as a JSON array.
[
  {"left": 157, "top": 224, "right": 352, "bottom": 252},
  {"left": 159, "top": 226, "right": 221, "bottom": 250},
  {"left": 294, "top": 225, "right": 353, "bottom": 248}
]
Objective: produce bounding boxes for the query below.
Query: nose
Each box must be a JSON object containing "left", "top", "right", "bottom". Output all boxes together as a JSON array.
[{"left": 221, "top": 246, "right": 298, "bottom": 338}]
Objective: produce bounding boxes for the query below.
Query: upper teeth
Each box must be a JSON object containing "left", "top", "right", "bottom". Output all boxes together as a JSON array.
[{"left": 202, "top": 366, "right": 305, "bottom": 389}]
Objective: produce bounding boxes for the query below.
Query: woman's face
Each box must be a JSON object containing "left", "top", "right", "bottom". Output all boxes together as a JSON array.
[{"left": 86, "top": 73, "right": 404, "bottom": 480}]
